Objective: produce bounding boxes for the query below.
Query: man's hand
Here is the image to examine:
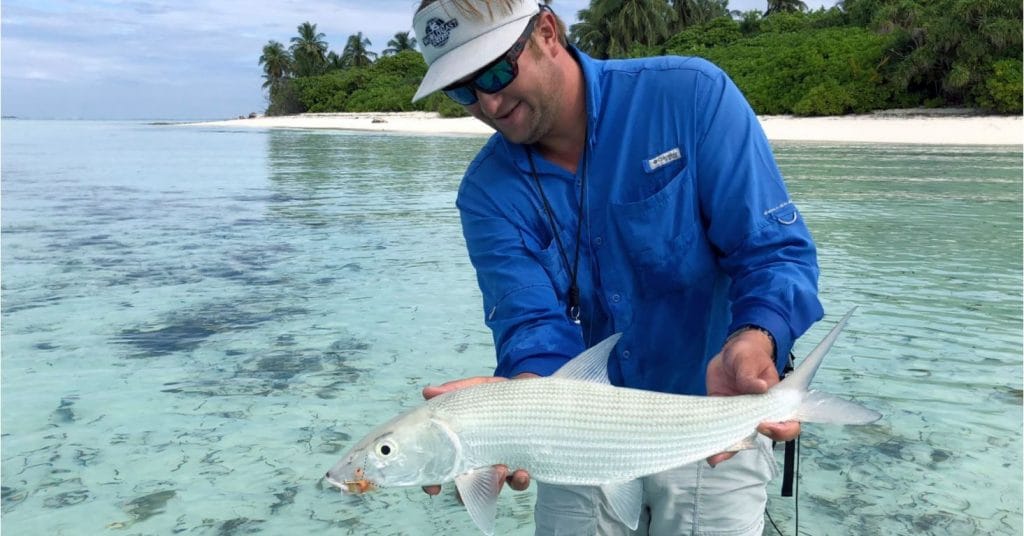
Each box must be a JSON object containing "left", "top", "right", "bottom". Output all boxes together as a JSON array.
[
  {"left": 705, "top": 328, "right": 800, "bottom": 467},
  {"left": 420, "top": 374, "right": 537, "bottom": 496}
]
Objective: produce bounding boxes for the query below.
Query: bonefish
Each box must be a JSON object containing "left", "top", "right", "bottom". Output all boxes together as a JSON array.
[{"left": 325, "top": 310, "right": 880, "bottom": 534}]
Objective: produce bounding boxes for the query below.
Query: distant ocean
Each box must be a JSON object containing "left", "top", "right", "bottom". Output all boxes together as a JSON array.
[{"left": 2, "top": 120, "right": 1021, "bottom": 535}]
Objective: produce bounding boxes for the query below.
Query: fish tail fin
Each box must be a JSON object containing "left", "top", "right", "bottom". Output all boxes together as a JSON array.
[
  {"left": 774, "top": 307, "right": 881, "bottom": 425},
  {"left": 776, "top": 308, "right": 857, "bottom": 394},
  {"left": 793, "top": 390, "right": 882, "bottom": 424}
]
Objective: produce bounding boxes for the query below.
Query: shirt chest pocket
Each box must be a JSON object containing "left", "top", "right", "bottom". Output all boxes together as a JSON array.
[
  {"left": 610, "top": 165, "right": 715, "bottom": 294},
  {"left": 520, "top": 227, "right": 572, "bottom": 297}
]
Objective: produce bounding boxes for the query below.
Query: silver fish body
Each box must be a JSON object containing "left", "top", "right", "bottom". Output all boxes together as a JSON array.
[
  {"left": 429, "top": 376, "right": 799, "bottom": 486},
  {"left": 326, "top": 310, "right": 881, "bottom": 534}
]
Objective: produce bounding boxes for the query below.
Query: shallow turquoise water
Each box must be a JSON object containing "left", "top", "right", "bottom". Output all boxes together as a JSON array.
[{"left": 2, "top": 121, "right": 1021, "bottom": 535}]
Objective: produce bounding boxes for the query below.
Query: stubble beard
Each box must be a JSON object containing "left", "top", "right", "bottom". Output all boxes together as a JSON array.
[
  {"left": 512, "top": 70, "right": 561, "bottom": 146},
  {"left": 518, "top": 96, "right": 556, "bottom": 146},
  {"left": 486, "top": 49, "right": 563, "bottom": 146}
]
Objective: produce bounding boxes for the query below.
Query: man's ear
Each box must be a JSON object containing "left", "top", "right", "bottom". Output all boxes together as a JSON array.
[{"left": 534, "top": 11, "right": 561, "bottom": 53}]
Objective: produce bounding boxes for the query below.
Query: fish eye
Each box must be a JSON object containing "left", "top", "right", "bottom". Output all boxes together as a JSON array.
[{"left": 375, "top": 440, "right": 397, "bottom": 458}]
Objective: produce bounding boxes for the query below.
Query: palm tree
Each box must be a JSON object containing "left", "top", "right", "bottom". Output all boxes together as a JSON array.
[
  {"left": 383, "top": 31, "right": 417, "bottom": 55},
  {"left": 259, "top": 40, "right": 292, "bottom": 90},
  {"left": 570, "top": 7, "right": 614, "bottom": 58},
  {"left": 736, "top": 9, "right": 763, "bottom": 35},
  {"left": 327, "top": 50, "right": 345, "bottom": 71},
  {"left": 671, "top": 0, "right": 729, "bottom": 31},
  {"left": 571, "top": 0, "right": 672, "bottom": 58},
  {"left": 340, "top": 32, "right": 377, "bottom": 68},
  {"left": 613, "top": 0, "right": 673, "bottom": 56},
  {"left": 765, "top": 0, "right": 808, "bottom": 16},
  {"left": 878, "top": 0, "right": 1021, "bottom": 105},
  {"left": 290, "top": 21, "right": 329, "bottom": 77}
]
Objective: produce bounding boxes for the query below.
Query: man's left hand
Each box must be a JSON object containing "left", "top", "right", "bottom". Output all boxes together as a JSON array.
[{"left": 705, "top": 328, "right": 800, "bottom": 467}]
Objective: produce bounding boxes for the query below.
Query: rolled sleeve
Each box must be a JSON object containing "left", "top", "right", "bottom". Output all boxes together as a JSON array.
[
  {"left": 458, "top": 178, "right": 584, "bottom": 378},
  {"left": 693, "top": 62, "right": 824, "bottom": 372}
]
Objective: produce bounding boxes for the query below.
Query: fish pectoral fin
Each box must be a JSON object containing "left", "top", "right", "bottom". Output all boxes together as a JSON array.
[
  {"left": 454, "top": 468, "right": 503, "bottom": 536},
  {"left": 724, "top": 433, "right": 760, "bottom": 452},
  {"left": 600, "top": 479, "right": 643, "bottom": 531}
]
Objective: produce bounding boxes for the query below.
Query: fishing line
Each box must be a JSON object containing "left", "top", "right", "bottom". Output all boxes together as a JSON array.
[{"left": 766, "top": 509, "right": 783, "bottom": 535}]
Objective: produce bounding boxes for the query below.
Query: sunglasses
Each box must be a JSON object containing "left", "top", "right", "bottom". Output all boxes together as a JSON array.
[{"left": 442, "top": 11, "right": 543, "bottom": 105}]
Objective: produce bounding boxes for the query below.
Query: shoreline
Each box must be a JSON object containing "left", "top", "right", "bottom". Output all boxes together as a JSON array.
[{"left": 188, "top": 110, "right": 1023, "bottom": 146}]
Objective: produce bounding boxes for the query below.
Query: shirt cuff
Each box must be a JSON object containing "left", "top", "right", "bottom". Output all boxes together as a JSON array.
[{"left": 499, "top": 354, "right": 570, "bottom": 379}]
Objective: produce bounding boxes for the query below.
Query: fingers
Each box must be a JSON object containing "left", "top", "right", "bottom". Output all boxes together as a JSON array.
[
  {"left": 506, "top": 469, "right": 530, "bottom": 491},
  {"left": 758, "top": 421, "right": 801, "bottom": 442},
  {"left": 727, "top": 337, "right": 773, "bottom": 394},
  {"left": 708, "top": 330, "right": 778, "bottom": 397},
  {"left": 707, "top": 421, "right": 801, "bottom": 468},
  {"left": 421, "top": 465, "right": 531, "bottom": 498},
  {"left": 422, "top": 376, "right": 507, "bottom": 400},
  {"left": 732, "top": 366, "right": 770, "bottom": 394},
  {"left": 422, "top": 484, "right": 442, "bottom": 496},
  {"left": 706, "top": 451, "right": 735, "bottom": 467}
]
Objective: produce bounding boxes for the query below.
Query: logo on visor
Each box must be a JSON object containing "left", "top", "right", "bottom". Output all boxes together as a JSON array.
[{"left": 422, "top": 17, "right": 459, "bottom": 48}]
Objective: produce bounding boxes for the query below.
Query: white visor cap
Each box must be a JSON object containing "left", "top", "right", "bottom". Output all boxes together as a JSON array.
[{"left": 412, "top": 0, "right": 541, "bottom": 102}]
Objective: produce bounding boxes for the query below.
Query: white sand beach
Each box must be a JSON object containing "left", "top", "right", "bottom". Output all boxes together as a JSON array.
[{"left": 192, "top": 110, "right": 1023, "bottom": 146}]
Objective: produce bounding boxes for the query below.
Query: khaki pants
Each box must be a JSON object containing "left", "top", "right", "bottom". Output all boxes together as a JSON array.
[{"left": 534, "top": 436, "right": 778, "bottom": 536}]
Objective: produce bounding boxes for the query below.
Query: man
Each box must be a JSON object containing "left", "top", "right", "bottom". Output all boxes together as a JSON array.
[{"left": 411, "top": 1, "right": 824, "bottom": 534}]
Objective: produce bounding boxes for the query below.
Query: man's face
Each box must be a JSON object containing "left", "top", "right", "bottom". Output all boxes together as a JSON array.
[{"left": 465, "top": 34, "right": 562, "bottom": 145}]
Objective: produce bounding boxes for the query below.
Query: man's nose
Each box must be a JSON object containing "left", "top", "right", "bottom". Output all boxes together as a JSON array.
[{"left": 475, "top": 91, "right": 503, "bottom": 116}]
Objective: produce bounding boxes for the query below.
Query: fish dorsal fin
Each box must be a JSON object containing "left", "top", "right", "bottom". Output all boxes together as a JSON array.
[
  {"left": 600, "top": 479, "right": 643, "bottom": 530},
  {"left": 551, "top": 333, "right": 623, "bottom": 384},
  {"left": 453, "top": 467, "right": 503, "bottom": 536}
]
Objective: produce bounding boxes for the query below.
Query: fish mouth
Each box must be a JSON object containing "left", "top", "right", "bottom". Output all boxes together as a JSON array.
[{"left": 325, "top": 468, "right": 375, "bottom": 495}]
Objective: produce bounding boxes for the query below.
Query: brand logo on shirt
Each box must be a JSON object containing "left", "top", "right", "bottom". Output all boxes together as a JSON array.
[
  {"left": 644, "top": 147, "right": 682, "bottom": 172},
  {"left": 422, "top": 17, "right": 459, "bottom": 48}
]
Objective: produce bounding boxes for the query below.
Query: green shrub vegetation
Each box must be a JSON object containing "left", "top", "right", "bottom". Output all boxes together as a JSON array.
[
  {"left": 663, "top": 22, "right": 894, "bottom": 115},
  {"left": 260, "top": 1, "right": 1022, "bottom": 117}
]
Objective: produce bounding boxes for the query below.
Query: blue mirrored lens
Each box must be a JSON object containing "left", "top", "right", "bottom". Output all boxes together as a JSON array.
[
  {"left": 475, "top": 61, "right": 515, "bottom": 93},
  {"left": 442, "top": 56, "right": 517, "bottom": 105},
  {"left": 443, "top": 86, "right": 478, "bottom": 105}
]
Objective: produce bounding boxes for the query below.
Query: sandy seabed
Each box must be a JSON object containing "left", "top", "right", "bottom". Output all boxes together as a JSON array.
[{"left": 191, "top": 110, "right": 1023, "bottom": 146}]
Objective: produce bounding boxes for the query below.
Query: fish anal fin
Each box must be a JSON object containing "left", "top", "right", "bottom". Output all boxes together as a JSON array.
[
  {"left": 600, "top": 479, "right": 643, "bottom": 530},
  {"left": 454, "top": 468, "right": 503, "bottom": 536},
  {"left": 552, "top": 333, "right": 622, "bottom": 384}
]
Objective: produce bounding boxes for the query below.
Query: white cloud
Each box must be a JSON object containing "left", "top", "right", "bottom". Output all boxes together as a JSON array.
[{"left": 0, "top": 0, "right": 837, "bottom": 119}]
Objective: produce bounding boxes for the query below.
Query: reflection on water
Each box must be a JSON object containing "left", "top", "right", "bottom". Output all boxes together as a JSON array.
[{"left": 1, "top": 122, "right": 1020, "bottom": 535}]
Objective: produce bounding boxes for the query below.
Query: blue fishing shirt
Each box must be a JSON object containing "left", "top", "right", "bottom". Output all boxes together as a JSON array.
[{"left": 456, "top": 48, "right": 823, "bottom": 395}]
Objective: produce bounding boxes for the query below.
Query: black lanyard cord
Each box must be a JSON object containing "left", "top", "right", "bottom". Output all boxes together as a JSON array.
[{"left": 526, "top": 146, "right": 586, "bottom": 324}]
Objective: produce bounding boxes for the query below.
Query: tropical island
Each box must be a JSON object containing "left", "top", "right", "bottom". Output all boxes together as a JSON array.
[{"left": 254, "top": 0, "right": 1021, "bottom": 119}]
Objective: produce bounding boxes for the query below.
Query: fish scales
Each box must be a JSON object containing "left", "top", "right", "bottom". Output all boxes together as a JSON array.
[
  {"left": 429, "top": 376, "right": 797, "bottom": 485},
  {"left": 325, "top": 311, "right": 880, "bottom": 532},
  {"left": 326, "top": 313, "right": 882, "bottom": 535}
]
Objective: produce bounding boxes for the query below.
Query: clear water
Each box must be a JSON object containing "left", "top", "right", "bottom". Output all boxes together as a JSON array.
[{"left": 2, "top": 121, "right": 1020, "bottom": 535}]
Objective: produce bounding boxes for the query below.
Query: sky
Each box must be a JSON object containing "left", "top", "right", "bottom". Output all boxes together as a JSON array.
[{"left": 1, "top": 0, "right": 835, "bottom": 120}]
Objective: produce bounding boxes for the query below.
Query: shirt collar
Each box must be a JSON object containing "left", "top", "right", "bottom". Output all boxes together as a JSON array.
[{"left": 503, "top": 45, "right": 603, "bottom": 176}]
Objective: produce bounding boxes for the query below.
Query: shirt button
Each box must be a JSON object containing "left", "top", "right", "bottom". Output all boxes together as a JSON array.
[
  {"left": 594, "top": 236, "right": 603, "bottom": 246},
  {"left": 611, "top": 293, "right": 621, "bottom": 303},
  {"left": 622, "top": 350, "right": 631, "bottom": 359}
]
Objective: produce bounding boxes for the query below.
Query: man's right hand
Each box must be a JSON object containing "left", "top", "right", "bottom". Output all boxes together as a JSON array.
[{"left": 420, "top": 374, "right": 537, "bottom": 496}]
